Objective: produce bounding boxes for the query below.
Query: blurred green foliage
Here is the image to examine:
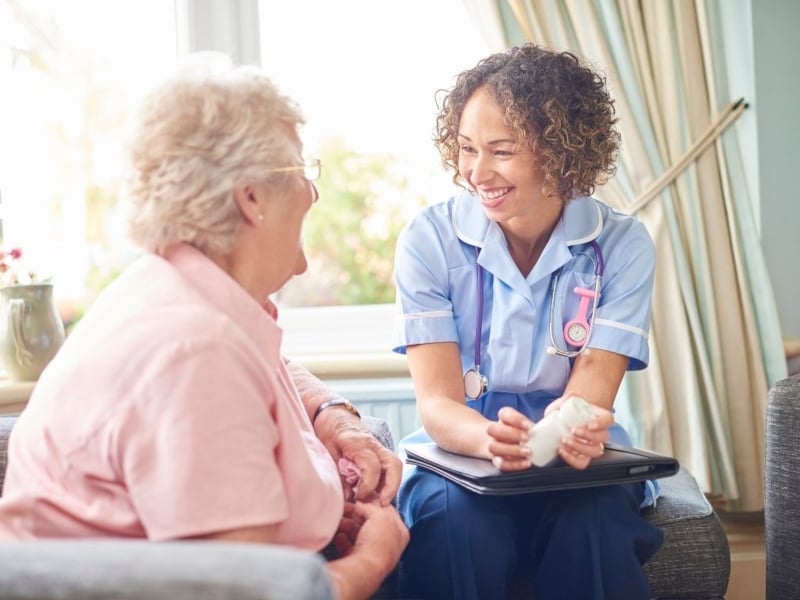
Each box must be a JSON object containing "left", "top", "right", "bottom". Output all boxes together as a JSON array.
[{"left": 276, "top": 136, "right": 427, "bottom": 306}]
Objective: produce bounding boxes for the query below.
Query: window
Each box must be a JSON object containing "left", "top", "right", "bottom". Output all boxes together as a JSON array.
[
  {"left": 0, "top": 0, "right": 177, "bottom": 325},
  {"left": 0, "top": 0, "right": 489, "bottom": 376},
  {"left": 256, "top": 1, "right": 490, "bottom": 374},
  {"left": 259, "top": 0, "right": 489, "bottom": 308}
]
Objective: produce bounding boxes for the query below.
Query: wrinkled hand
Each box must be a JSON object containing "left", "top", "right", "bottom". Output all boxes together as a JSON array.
[
  {"left": 331, "top": 501, "right": 365, "bottom": 557},
  {"left": 337, "top": 501, "right": 409, "bottom": 569},
  {"left": 315, "top": 411, "right": 402, "bottom": 505},
  {"left": 325, "top": 501, "right": 409, "bottom": 600}
]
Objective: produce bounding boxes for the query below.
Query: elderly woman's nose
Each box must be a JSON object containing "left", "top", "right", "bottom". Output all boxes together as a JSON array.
[{"left": 294, "top": 248, "right": 308, "bottom": 276}]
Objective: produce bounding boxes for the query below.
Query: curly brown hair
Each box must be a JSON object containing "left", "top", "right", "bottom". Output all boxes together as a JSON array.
[{"left": 434, "top": 44, "right": 620, "bottom": 201}]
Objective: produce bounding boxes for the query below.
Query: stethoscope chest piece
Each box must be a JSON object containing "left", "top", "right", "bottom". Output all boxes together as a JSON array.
[{"left": 464, "top": 367, "right": 488, "bottom": 400}]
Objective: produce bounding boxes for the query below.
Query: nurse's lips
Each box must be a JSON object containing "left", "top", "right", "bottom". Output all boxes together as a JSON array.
[{"left": 478, "top": 187, "right": 512, "bottom": 209}]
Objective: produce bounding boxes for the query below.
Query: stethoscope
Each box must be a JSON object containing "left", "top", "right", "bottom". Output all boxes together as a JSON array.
[{"left": 463, "top": 240, "right": 604, "bottom": 400}]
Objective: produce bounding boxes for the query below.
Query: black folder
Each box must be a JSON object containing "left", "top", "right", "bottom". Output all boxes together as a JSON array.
[{"left": 404, "top": 442, "right": 679, "bottom": 495}]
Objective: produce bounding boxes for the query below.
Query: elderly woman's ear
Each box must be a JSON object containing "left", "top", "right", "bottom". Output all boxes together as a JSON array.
[{"left": 233, "top": 184, "right": 264, "bottom": 225}]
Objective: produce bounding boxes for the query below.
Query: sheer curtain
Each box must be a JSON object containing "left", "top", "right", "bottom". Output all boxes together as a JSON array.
[{"left": 463, "top": 0, "right": 787, "bottom": 510}]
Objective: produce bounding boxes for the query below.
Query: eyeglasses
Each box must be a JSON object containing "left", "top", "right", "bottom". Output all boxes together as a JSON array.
[{"left": 265, "top": 158, "right": 321, "bottom": 182}]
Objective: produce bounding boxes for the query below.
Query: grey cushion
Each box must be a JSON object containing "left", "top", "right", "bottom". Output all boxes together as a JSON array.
[
  {"left": 765, "top": 374, "right": 800, "bottom": 600},
  {"left": 0, "top": 415, "right": 14, "bottom": 496},
  {"left": 0, "top": 540, "right": 333, "bottom": 600},
  {"left": 642, "top": 468, "right": 730, "bottom": 599},
  {"left": 362, "top": 414, "right": 394, "bottom": 452}
]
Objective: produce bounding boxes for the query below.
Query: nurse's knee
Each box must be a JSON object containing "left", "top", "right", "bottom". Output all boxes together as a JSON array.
[{"left": 398, "top": 468, "right": 449, "bottom": 523}]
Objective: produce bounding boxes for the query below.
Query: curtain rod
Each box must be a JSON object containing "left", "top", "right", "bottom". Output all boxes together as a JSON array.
[{"left": 626, "top": 98, "right": 748, "bottom": 215}]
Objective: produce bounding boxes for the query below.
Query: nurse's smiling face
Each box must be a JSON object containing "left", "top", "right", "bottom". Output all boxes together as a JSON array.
[{"left": 457, "top": 86, "right": 562, "bottom": 229}]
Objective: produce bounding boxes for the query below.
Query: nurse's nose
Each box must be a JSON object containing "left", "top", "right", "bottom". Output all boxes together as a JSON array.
[{"left": 469, "top": 153, "right": 495, "bottom": 185}]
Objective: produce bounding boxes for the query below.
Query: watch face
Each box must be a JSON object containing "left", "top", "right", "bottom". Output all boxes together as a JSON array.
[{"left": 566, "top": 322, "right": 588, "bottom": 345}]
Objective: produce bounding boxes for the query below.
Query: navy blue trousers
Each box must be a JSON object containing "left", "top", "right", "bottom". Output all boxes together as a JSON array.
[{"left": 398, "top": 467, "right": 663, "bottom": 600}]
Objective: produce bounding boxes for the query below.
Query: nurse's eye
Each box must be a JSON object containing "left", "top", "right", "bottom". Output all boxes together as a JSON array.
[{"left": 459, "top": 144, "right": 476, "bottom": 154}]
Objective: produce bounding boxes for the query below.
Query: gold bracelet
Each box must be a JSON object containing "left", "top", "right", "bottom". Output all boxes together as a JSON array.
[{"left": 312, "top": 398, "right": 361, "bottom": 424}]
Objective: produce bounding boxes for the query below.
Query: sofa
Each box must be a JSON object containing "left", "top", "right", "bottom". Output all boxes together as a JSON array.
[
  {"left": 0, "top": 411, "right": 730, "bottom": 599},
  {"left": 765, "top": 373, "right": 800, "bottom": 600}
]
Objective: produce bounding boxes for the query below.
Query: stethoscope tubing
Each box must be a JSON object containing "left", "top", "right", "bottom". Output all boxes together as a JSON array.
[
  {"left": 474, "top": 246, "right": 483, "bottom": 370},
  {"left": 464, "top": 240, "right": 604, "bottom": 399}
]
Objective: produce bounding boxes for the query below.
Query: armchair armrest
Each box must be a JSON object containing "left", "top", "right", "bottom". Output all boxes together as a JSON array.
[
  {"left": 766, "top": 374, "right": 800, "bottom": 599},
  {"left": 0, "top": 540, "right": 333, "bottom": 600},
  {"left": 362, "top": 414, "right": 394, "bottom": 452}
]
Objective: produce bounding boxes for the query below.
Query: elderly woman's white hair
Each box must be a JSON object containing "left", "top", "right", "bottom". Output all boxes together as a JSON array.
[{"left": 123, "top": 52, "right": 305, "bottom": 256}]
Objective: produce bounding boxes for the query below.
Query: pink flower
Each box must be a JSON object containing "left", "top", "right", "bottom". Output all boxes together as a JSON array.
[{"left": 0, "top": 246, "right": 41, "bottom": 287}]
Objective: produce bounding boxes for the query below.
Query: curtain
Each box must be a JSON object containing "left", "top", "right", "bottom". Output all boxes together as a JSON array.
[{"left": 463, "top": 0, "right": 787, "bottom": 511}]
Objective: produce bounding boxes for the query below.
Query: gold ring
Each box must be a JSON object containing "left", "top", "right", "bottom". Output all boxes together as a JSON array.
[{"left": 599, "top": 443, "right": 605, "bottom": 453}]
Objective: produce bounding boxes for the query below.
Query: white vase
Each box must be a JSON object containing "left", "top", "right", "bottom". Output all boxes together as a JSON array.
[{"left": 0, "top": 283, "right": 66, "bottom": 382}]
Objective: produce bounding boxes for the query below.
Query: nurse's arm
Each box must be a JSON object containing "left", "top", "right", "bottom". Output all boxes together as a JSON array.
[
  {"left": 561, "top": 347, "right": 629, "bottom": 412},
  {"left": 407, "top": 341, "right": 513, "bottom": 459},
  {"left": 553, "top": 347, "right": 626, "bottom": 469}
]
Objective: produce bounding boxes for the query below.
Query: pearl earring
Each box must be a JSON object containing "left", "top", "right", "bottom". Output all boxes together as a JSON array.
[{"left": 257, "top": 214, "right": 264, "bottom": 221}]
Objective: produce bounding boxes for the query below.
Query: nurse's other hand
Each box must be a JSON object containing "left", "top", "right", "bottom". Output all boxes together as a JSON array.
[
  {"left": 486, "top": 406, "right": 534, "bottom": 472},
  {"left": 557, "top": 402, "right": 613, "bottom": 470}
]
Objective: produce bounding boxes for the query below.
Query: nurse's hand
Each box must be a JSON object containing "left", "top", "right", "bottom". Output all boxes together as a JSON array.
[
  {"left": 485, "top": 406, "right": 535, "bottom": 472},
  {"left": 546, "top": 396, "right": 613, "bottom": 470}
]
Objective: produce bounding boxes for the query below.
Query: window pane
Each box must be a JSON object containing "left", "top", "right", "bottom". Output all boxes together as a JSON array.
[
  {"left": 259, "top": 0, "right": 489, "bottom": 307},
  {"left": 0, "top": 0, "right": 177, "bottom": 314}
]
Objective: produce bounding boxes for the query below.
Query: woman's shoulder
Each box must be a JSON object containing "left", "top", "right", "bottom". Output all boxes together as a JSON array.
[
  {"left": 398, "top": 195, "right": 461, "bottom": 246},
  {"left": 405, "top": 196, "right": 457, "bottom": 227},
  {"left": 592, "top": 198, "right": 653, "bottom": 244}
]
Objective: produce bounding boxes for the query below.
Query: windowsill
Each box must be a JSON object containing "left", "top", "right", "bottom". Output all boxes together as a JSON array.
[
  {"left": 279, "top": 303, "right": 409, "bottom": 380},
  {"left": 0, "top": 303, "right": 404, "bottom": 415},
  {"left": 0, "top": 376, "right": 35, "bottom": 415}
]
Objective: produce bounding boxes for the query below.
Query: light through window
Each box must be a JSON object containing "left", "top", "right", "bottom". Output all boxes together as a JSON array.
[
  {"left": 259, "top": 0, "right": 489, "bottom": 307},
  {"left": 0, "top": 0, "right": 177, "bottom": 325}
]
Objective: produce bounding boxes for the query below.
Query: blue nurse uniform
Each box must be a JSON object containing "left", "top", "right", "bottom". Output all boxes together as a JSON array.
[{"left": 392, "top": 192, "right": 664, "bottom": 599}]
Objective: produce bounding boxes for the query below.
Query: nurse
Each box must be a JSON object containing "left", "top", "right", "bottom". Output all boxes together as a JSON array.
[{"left": 392, "top": 44, "right": 664, "bottom": 600}]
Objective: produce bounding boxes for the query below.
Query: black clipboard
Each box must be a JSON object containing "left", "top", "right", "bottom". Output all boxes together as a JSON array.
[{"left": 404, "top": 442, "right": 679, "bottom": 495}]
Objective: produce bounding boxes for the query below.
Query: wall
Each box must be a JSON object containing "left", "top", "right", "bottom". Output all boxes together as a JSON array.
[{"left": 751, "top": 0, "right": 800, "bottom": 339}]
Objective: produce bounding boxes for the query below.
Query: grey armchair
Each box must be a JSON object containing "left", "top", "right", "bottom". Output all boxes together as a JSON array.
[{"left": 765, "top": 373, "right": 800, "bottom": 600}]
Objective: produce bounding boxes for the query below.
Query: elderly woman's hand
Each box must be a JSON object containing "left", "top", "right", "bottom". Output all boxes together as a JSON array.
[
  {"left": 286, "top": 360, "right": 402, "bottom": 505},
  {"left": 325, "top": 501, "right": 409, "bottom": 600},
  {"left": 314, "top": 411, "right": 402, "bottom": 506}
]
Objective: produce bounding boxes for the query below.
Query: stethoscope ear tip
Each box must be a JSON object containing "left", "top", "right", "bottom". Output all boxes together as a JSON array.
[{"left": 546, "top": 346, "right": 557, "bottom": 355}]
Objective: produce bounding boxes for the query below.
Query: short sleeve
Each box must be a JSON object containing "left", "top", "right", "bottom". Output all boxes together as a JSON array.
[
  {"left": 589, "top": 218, "right": 656, "bottom": 370},
  {"left": 392, "top": 211, "right": 461, "bottom": 354}
]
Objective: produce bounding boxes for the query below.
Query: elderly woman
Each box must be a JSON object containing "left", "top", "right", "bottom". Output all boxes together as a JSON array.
[{"left": 0, "top": 53, "right": 407, "bottom": 600}]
